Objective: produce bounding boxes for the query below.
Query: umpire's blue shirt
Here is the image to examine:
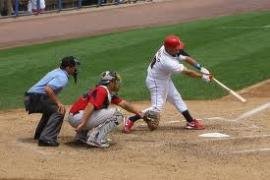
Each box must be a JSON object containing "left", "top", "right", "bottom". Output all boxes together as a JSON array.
[{"left": 27, "top": 68, "right": 69, "bottom": 95}]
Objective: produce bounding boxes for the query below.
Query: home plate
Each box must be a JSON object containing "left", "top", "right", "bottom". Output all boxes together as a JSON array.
[{"left": 199, "top": 133, "right": 230, "bottom": 138}]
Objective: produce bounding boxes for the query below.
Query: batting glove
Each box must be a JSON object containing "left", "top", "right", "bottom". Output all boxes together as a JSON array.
[
  {"left": 202, "top": 74, "right": 212, "bottom": 82},
  {"left": 200, "top": 67, "right": 210, "bottom": 75}
]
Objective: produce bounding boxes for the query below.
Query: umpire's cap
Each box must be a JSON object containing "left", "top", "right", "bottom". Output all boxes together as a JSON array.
[
  {"left": 60, "top": 56, "right": 80, "bottom": 69},
  {"left": 164, "top": 35, "right": 185, "bottom": 50},
  {"left": 99, "top": 71, "right": 121, "bottom": 85}
]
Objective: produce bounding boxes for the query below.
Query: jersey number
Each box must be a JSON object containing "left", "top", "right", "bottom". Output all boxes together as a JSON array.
[{"left": 150, "top": 57, "right": 158, "bottom": 68}]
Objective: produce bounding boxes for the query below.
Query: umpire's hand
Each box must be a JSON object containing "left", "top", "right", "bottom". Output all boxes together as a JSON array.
[{"left": 57, "top": 103, "right": 66, "bottom": 115}]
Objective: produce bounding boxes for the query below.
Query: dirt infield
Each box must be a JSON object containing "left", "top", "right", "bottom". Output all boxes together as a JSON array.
[
  {"left": 0, "top": 0, "right": 270, "bottom": 179},
  {"left": 0, "top": 83, "right": 270, "bottom": 179}
]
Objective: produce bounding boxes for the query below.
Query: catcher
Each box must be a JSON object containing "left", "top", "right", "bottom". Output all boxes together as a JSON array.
[
  {"left": 123, "top": 34, "right": 212, "bottom": 133},
  {"left": 68, "top": 70, "right": 143, "bottom": 148}
]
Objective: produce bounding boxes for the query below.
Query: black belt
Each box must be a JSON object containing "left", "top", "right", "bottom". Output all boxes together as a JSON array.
[
  {"left": 24, "top": 92, "right": 50, "bottom": 103},
  {"left": 25, "top": 92, "right": 47, "bottom": 97}
]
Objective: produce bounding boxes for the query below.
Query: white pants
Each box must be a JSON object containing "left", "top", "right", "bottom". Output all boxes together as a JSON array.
[
  {"left": 68, "top": 107, "right": 118, "bottom": 130},
  {"left": 28, "top": 0, "right": 46, "bottom": 12},
  {"left": 145, "top": 77, "right": 187, "bottom": 113}
]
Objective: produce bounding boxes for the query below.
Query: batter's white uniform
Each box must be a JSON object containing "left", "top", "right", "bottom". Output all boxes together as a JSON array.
[{"left": 145, "top": 45, "right": 188, "bottom": 113}]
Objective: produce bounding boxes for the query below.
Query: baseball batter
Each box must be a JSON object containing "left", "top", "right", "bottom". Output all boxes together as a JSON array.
[{"left": 123, "top": 35, "right": 212, "bottom": 133}]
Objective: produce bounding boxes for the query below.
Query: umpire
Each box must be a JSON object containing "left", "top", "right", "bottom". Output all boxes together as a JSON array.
[{"left": 24, "top": 56, "right": 80, "bottom": 147}]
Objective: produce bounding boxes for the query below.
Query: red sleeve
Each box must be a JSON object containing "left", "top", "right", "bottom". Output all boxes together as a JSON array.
[
  {"left": 112, "top": 95, "right": 122, "bottom": 105},
  {"left": 88, "top": 86, "right": 108, "bottom": 109}
]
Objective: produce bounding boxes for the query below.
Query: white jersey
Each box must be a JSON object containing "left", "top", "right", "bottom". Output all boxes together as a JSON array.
[{"left": 147, "top": 45, "right": 188, "bottom": 81}]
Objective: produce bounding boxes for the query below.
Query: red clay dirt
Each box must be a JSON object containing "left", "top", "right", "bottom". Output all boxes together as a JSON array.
[{"left": 0, "top": 0, "right": 270, "bottom": 179}]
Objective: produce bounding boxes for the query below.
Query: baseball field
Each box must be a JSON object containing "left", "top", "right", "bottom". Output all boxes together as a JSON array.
[{"left": 0, "top": 0, "right": 270, "bottom": 179}]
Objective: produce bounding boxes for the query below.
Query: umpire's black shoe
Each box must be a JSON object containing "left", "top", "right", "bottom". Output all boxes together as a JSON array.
[{"left": 38, "top": 140, "right": 59, "bottom": 147}]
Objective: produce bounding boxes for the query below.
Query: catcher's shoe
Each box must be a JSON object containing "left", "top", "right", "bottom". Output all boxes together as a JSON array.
[
  {"left": 185, "top": 119, "right": 205, "bottom": 130},
  {"left": 86, "top": 129, "right": 110, "bottom": 148},
  {"left": 122, "top": 117, "right": 134, "bottom": 133},
  {"left": 86, "top": 139, "right": 110, "bottom": 148}
]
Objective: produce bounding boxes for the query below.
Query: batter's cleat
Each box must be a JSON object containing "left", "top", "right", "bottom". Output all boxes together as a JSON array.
[
  {"left": 185, "top": 119, "right": 205, "bottom": 130},
  {"left": 122, "top": 117, "right": 134, "bottom": 133}
]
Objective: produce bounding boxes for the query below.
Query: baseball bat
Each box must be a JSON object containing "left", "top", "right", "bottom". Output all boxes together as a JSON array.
[{"left": 213, "top": 77, "right": 247, "bottom": 103}]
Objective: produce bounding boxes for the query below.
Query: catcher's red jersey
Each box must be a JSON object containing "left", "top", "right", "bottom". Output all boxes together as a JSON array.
[{"left": 70, "top": 85, "right": 122, "bottom": 114}]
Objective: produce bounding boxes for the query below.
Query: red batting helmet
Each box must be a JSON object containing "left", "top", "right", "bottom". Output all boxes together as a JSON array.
[{"left": 164, "top": 35, "right": 184, "bottom": 50}]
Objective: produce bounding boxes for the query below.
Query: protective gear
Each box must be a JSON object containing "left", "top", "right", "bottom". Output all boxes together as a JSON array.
[
  {"left": 99, "top": 71, "right": 122, "bottom": 92},
  {"left": 202, "top": 74, "right": 212, "bottom": 82},
  {"left": 143, "top": 110, "right": 160, "bottom": 131},
  {"left": 200, "top": 67, "right": 210, "bottom": 75},
  {"left": 186, "top": 119, "right": 205, "bottom": 130},
  {"left": 86, "top": 109, "right": 124, "bottom": 148},
  {"left": 73, "top": 69, "right": 78, "bottom": 84},
  {"left": 99, "top": 71, "right": 121, "bottom": 84},
  {"left": 164, "top": 35, "right": 185, "bottom": 50}
]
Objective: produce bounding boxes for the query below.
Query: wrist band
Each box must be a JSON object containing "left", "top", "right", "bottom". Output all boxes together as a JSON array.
[{"left": 194, "top": 63, "right": 202, "bottom": 70}]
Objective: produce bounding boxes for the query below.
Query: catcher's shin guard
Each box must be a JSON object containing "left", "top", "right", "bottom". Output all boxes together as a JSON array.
[{"left": 87, "top": 109, "right": 123, "bottom": 148}]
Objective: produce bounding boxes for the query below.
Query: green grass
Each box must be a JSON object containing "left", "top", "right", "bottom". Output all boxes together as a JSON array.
[{"left": 0, "top": 11, "right": 270, "bottom": 109}]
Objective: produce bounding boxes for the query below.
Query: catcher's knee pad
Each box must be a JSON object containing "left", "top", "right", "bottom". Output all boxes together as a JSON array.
[{"left": 143, "top": 110, "right": 160, "bottom": 131}]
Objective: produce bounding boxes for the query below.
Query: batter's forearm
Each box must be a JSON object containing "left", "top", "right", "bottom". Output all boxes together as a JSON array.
[
  {"left": 185, "top": 57, "right": 202, "bottom": 70},
  {"left": 183, "top": 69, "right": 202, "bottom": 78}
]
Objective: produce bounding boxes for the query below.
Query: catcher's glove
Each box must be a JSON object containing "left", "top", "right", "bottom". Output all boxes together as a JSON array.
[{"left": 143, "top": 110, "right": 160, "bottom": 131}]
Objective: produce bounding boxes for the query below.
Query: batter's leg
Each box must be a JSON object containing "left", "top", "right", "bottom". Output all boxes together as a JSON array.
[
  {"left": 167, "top": 80, "right": 193, "bottom": 122},
  {"left": 127, "top": 78, "right": 168, "bottom": 123},
  {"left": 123, "top": 78, "right": 168, "bottom": 133}
]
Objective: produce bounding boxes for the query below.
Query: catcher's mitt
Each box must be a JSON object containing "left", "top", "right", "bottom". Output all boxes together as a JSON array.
[{"left": 143, "top": 110, "right": 160, "bottom": 131}]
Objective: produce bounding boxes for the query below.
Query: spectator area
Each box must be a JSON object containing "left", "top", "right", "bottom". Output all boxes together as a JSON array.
[{"left": 0, "top": 0, "right": 150, "bottom": 17}]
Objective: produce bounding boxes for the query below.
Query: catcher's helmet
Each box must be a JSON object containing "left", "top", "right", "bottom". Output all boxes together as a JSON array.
[
  {"left": 99, "top": 70, "right": 121, "bottom": 85},
  {"left": 164, "top": 35, "right": 184, "bottom": 50}
]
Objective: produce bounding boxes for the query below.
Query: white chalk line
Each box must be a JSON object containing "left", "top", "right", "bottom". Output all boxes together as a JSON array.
[
  {"left": 204, "top": 134, "right": 270, "bottom": 141},
  {"left": 204, "top": 117, "right": 228, "bottom": 121},
  {"left": 204, "top": 102, "right": 270, "bottom": 122},
  {"left": 233, "top": 102, "right": 270, "bottom": 122},
  {"left": 139, "top": 101, "right": 270, "bottom": 126},
  {"left": 145, "top": 102, "right": 270, "bottom": 124},
  {"left": 230, "top": 148, "right": 270, "bottom": 154},
  {"left": 138, "top": 101, "right": 270, "bottom": 128}
]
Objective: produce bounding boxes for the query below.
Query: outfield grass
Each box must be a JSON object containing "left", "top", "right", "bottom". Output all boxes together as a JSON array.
[{"left": 0, "top": 11, "right": 270, "bottom": 109}]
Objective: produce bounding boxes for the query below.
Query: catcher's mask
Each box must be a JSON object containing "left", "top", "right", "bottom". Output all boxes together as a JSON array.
[
  {"left": 60, "top": 56, "right": 80, "bottom": 83},
  {"left": 99, "top": 70, "right": 121, "bottom": 92}
]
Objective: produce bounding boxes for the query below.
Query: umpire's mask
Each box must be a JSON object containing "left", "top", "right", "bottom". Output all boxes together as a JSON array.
[{"left": 60, "top": 56, "right": 80, "bottom": 83}]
